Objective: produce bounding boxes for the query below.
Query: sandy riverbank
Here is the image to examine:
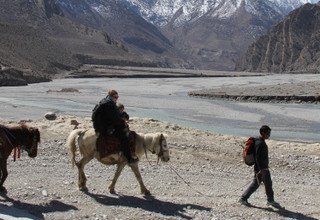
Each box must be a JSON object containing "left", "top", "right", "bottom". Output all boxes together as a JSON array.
[
  {"left": 65, "top": 65, "right": 266, "bottom": 78},
  {"left": 189, "top": 81, "right": 320, "bottom": 104}
]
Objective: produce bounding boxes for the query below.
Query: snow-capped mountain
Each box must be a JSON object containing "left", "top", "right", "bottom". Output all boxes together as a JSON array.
[
  {"left": 118, "top": 0, "right": 319, "bottom": 70},
  {"left": 48, "top": 0, "right": 184, "bottom": 66},
  {"left": 44, "top": 0, "right": 320, "bottom": 70},
  {"left": 122, "top": 0, "right": 318, "bottom": 27},
  {"left": 2, "top": 0, "right": 319, "bottom": 74}
]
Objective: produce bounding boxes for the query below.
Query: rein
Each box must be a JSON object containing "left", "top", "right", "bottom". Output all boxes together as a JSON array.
[
  {"left": 1, "top": 127, "right": 38, "bottom": 161},
  {"left": 143, "top": 134, "right": 165, "bottom": 166},
  {"left": 1, "top": 128, "right": 20, "bottom": 161},
  {"left": 143, "top": 142, "right": 155, "bottom": 166},
  {"left": 13, "top": 146, "right": 21, "bottom": 162}
]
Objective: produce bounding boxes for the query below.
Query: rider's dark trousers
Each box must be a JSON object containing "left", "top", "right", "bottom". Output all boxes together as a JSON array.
[{"left": 113, "top": 127, "right": 131, "bottom": 161}]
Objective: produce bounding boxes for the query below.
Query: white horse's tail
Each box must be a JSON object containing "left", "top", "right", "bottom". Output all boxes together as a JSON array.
[{"left": 66, "top": 129, "right": 83, "bottom": 168}]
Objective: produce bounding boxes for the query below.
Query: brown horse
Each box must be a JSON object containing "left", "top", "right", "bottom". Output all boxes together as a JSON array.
[
  {"left": 0, "top": 124, "right": 40, "bottom": 193},
  {"left": 66, "top": 128, "right": 169, "bottom": 195}
]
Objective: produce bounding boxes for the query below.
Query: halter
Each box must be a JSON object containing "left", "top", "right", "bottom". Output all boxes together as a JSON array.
[
  {"left": 1, "top": 127, "right": 20, "bottom": 161},
  {"left": 144, "top": 134, "right": 168, "bottom": 164},
  {"left": 157, "top": 134, "right": 166, "bottom": 158},
  {"left": 22, "top": 134, "right": 38, "bottom": 155},
  {"left": 9, "top": 129, "right": 38, "bottom": 161}
]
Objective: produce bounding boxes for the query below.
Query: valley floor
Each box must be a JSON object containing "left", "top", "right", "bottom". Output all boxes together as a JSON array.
[
  {"left": 0, "top": 115, "right": 319, "bottom": 220},
  {"left": 189, "top": 81, "right": 320, "bottom": 104}
]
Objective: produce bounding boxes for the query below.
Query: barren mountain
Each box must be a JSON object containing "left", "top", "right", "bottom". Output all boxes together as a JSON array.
[
  {"left": 52, "top": 0, "right": 187, "bottom": 67},
  {"left": 0, "top": 0, "right": 180, "bottom": 86},
  {"left": 0, "top": 0, "right": 127, "bottom": 85},
  {"left": 1, "top": 0, "right": 319, "bottom": 86},
  {"left": 122, "top": 0, "right": 317, "bottom": 70},
  {"left": 235, "top": 3, "right": 320, "bottom": 73}
]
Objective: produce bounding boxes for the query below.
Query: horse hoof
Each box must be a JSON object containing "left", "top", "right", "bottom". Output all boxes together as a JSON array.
[
  {"left": 143, "top": 190, "right": 151, "bottom": 196},
  {"left": 0, "top": 186, "right": 7, "bottom": 194},
  {"left": 109, "top": 189, "right": 116, "bottom": 194},
  {"left": 79, "top": 186, "right": 88, "bottom": 192}
]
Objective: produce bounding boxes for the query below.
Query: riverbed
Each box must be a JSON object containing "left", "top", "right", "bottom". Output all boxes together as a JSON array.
[{"left": 0, "top": 74, "right": 319, "bottom": 142}]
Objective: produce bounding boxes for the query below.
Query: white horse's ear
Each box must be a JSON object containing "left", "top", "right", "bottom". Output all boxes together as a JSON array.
[{"left": 161, "top": 133, "right": 168, "bottom": 138}]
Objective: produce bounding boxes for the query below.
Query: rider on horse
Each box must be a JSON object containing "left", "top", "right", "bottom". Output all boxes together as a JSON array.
[{"left": 92, "top": 89, "right": 138, "bottom": 164}]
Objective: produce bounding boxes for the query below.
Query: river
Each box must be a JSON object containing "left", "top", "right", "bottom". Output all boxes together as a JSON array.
[{"left": 0, "top": 74, "right": 319, "bottom": 143}]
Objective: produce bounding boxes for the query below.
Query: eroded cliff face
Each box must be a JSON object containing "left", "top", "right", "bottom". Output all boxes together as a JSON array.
[{"left": 236, "top": 3, "right": 320, "bottom": 73}]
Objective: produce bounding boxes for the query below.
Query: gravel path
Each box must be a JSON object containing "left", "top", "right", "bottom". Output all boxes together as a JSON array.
[{"left": 0, "top": 115, "right": 319, "bottom": 220}]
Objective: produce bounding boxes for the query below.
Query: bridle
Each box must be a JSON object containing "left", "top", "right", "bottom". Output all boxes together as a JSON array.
[
  {"left": 0, "top": 126, "right": 38, "bottom": 161},
  {"left": 157, "top": 134, "right": 166, "bottom": 158},
  {"left": 144, "top": 134, "right": 168, "bottom": 163},
  {"left": 22, "top": 133, "right": 38, "bottom": 155}
]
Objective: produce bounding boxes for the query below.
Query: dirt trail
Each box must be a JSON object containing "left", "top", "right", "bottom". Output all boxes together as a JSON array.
[{"left": 0, "top": 115, "right": 319, "bottom": 219}]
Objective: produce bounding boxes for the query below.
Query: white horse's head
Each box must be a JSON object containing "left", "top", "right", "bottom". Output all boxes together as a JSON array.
[{"left": 151, "top": 133, "right": 170, "bottom": 162}]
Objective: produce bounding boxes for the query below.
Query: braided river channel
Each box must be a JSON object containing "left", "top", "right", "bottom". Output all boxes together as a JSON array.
[{"left": 0, "top": 74, "right": 319, "bottom": 143}]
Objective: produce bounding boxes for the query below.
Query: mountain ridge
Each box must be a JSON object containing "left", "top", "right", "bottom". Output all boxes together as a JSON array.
[
  {"left": 235, "top": 3, "right": 320, "bottom": 73},
  {"left": 1, "top": 0, "right": 319, "bottom": 86},
  {"left": 122, "top": 0, "right": 317, "bottom": 70},
  {"left": 0, "top": 0, "right": 175, "bottom": 85}
]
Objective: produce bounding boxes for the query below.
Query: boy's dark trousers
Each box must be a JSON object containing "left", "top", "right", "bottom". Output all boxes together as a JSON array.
[
  {"left": 241, "top": 169, "right": 274, "bottom": 202},
  {"left": 113, "top": 126, "right": 132, "bottom": 162}
]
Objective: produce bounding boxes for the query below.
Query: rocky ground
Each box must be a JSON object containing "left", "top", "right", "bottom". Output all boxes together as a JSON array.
[{"left": 0, "top": 115, "right": 319, "bottom": 220}]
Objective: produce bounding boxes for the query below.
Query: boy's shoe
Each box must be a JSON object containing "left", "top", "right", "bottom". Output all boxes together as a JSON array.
[
  {"left": 239, "top": 198, "right": 251, "bottom": 206},
  {"left": 267, "top": 200, "right": 282, "bottom": 209}
]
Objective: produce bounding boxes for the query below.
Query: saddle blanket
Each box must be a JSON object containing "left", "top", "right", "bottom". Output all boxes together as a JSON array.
[{"left": 96, "top": 131, "right": 136, "bottom": 159}]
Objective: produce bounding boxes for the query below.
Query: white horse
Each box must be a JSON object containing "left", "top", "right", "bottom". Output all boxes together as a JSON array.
[{"left": 66, "top": 128, "right": 169, "bottom": 195}]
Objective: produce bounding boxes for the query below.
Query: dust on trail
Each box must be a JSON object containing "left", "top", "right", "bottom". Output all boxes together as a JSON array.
[{"left": 0, "top": 115, "right": 319, "bottom": 219}]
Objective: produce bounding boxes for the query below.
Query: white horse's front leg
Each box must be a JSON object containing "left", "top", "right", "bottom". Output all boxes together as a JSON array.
[
  {"left": 109, "top": 163, "right": 126, "bottom": 194},
  {"left": 76, "top": 156, "right": 93, "bottom": 191},
  {"left": 130, "top": 163, "right": 150, "bottom": 195}
]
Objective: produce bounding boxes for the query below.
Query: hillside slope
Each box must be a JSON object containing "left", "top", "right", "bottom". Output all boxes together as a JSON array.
[
  {"left": 235, "top": 3, "right": 320, "bottom": 73},
  {"left": 0, "top": 0, "right": 161, "bottom": 85}
]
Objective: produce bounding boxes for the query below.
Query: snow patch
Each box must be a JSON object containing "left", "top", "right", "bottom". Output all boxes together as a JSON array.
[{"left": 121, "top": 0, "right": 316, "bottom": 26}]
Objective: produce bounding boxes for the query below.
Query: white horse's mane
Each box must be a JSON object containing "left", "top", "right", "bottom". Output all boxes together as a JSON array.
[{"left": 139, "top": 132, "right": 167, "bottom": 148}]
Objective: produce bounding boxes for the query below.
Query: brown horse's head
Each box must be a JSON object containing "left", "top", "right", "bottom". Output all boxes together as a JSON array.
[{"left": 24, "top": 126, "right": 40, "bottom": 158}]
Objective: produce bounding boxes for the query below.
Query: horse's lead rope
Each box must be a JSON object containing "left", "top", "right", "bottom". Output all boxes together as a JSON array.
[
  {"left": 168, "top": 163, "right": 209, "bottom": 197},
  {"left": 1, "top": 128, "right": 20, "bottom": 161},
  {"left": 13, "top": 147, "right": 21, "bottom": 162}
]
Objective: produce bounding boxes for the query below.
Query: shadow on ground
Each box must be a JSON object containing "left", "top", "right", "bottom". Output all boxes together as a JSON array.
[
  {"left": 250, "top": 204, "right": 318, "bottom": 220},
  {"left": 85, "top": 191, "right": 211, "bottom": 219},
  {"left": 0, "top": 193, "right": 78, "bottom": 219}
]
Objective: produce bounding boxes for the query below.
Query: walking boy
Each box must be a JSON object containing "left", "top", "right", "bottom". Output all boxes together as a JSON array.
[{"left": 239, "top": 125, "right": 282, "bottom": 208}]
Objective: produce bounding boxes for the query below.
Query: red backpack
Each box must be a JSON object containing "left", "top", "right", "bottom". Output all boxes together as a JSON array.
[{"left": 243, "top": 137, "right": 256, "bottom": 166}]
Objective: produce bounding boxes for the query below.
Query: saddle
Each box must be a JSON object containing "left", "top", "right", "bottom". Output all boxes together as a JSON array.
[{"left": 96, "top": 131, "right": 136, "bottom": 159}]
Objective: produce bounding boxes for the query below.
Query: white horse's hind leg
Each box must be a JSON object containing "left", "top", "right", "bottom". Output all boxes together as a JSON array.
[
  {"left": 76, "top": 156, "right": 93, "bottom": 191},
  {"left": 108, "top": 163, "right": 126, "bottom": 194},
  {"left": 130, "top": 164, "right": 150, "bottom": 195}
]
